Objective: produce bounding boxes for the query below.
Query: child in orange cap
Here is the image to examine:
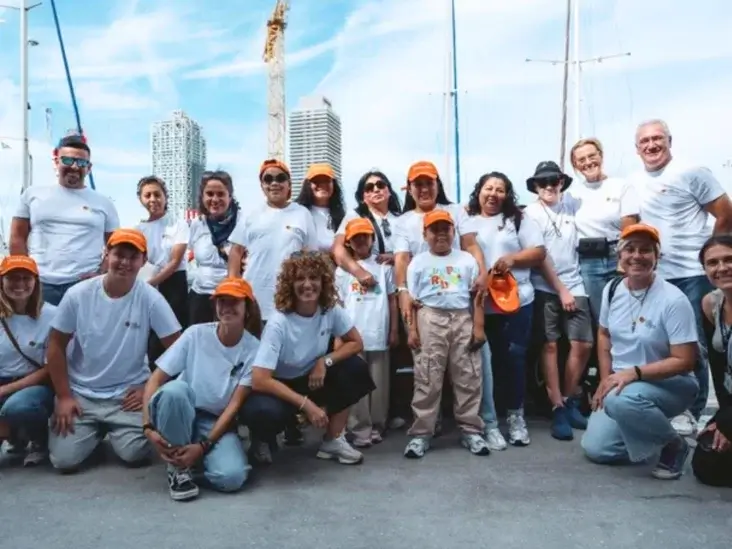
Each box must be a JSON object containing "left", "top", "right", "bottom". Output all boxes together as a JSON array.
[
  {"left": 404, "top": 210, "right": 489, "bottom": 458},
  {"left": 336, "top": 218, "right": 398, "bottom": 446}
]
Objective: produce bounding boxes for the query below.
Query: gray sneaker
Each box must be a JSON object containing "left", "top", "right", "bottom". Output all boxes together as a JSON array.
[
  {"left": 404, "top": 437, "right": 430, "bottom": 459},
  {"left": 484, "top": 427, "right": 507, "bottom": 451},
  {"left": 316, "top": 435, "right": 363, "bottom": 465},
  {"left": 461, "top": 433, "right": 491, "bottom": 456},
  {"left": 23, "top": 441, "right": 47, "bottom": 466},
  {"left": 507, "top": 413, "right": 531, "bottom": 446},
  {"left": 249, "top": 439, "right": 273, "bottom": 465}
]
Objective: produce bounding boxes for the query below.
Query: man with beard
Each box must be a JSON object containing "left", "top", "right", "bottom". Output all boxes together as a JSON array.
[
  {"left": 45, "top": 229, "right": 181, "bottom": 472},
  {"left": 10, "top": 135, "right": 119, "bottom": 305},
  {"left": 634, "top": 119, "right": 732, "bottom": 436}
]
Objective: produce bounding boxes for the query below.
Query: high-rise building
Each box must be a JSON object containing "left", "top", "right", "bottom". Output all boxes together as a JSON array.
[
  {"left": 288, "top": 96, "right": 342, "bottom": 196},
  {"left": 151, "top": 110, "right": 207, "bottom": 221}
]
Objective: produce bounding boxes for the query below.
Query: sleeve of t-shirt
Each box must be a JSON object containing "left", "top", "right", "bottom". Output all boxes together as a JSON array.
[
  {"left": 253, "top": 316, "right": 285, "bottom": 371},
  {"left": 238, "top": 339, "right": 259, "bottom": 387},
  {"left": 517, "top": 215, "right": 544, "bottom": 249},
  {"left": 336, "top": 210, "right": 358, "bottom": 236},
  {"left": 15, "top": 188, "right": 31, "bottom": 219},
  {"left": 384, "top": 265, "right": 396, "bottom": 295},
  {"left": 467, "top": 254, "right": 480, "bottom": 287},
  {"left": 406, "top": 256, "right": 419, "bottom": 298},
  {"left": 51, "top": 286, "right": 80, "bottom": 335},
  {"left": 619, "top": 180, "right": 640, "bottom": 218},
  {"left": 392, "top": 217, "right": 411, "bottom": 254},
  {"left": 228, "top": 217, "right": 247, "bottom": 247},
  {"left": 689, "top": 166, "right": 725, "bottom": 207},
  {"left": 155, "top": 328, "right": 191, "bottom": 377},
  {"left": 304, "top": 210, "right": 319, "bottom": 250},
  {"left": 663, "top": 293, "right": 699, "bottom": 345},
  {"left": 174, "top": 220, "right": 190, "bottom": 245},
  {"left": 148, "top": 289, "right": 182, "bottom": 338},
  {"left": 331, "top": 304, "right": 354, "bottom": 337},
  {"left": 455, "top": 206, "right": 477, "bottom": 236},
  {"left": 598, "top": 282, "right": 611, "bottom": 329},
  {"left": 104, "top": 200, "right": 121, "bottom": 232},
  {"left": 334, "top": 268, "right": 348, "bottom": 302}
]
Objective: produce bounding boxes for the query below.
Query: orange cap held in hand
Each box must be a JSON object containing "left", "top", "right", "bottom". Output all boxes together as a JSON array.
[{"left": 487, "top": 271, "right": 520, "bottom": 314}]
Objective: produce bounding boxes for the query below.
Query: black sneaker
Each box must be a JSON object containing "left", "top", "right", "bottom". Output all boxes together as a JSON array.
[
  {"left": 284, "top": 424, "right": 304, "bottom": 446},
  {"left": 167, "top": 467, "right": 200, "bottom": 501}
]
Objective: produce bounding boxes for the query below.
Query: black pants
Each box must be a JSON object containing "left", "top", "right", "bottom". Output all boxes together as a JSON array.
[
  {"left": 148, "top": 271, "right": 189, "bottom": 368},
  {"left": 692, "top": 411, "right": 732, "bottom": 487},
  {"left": 189, "top": 289, "right": 216, "bottom": 326},
  {"left": 239, "top": 355, "right": 375, "bottom": 443}
]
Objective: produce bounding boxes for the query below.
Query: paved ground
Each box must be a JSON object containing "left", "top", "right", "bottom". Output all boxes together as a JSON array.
[{"left": 1, "top": 419, "right": 729, "bottom": 549}]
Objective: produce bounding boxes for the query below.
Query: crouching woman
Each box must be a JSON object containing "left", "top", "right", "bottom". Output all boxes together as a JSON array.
[
  {"left": 239, "top": 252, "right": 375, "bottom": 466},
  {"left": 581, "top": 224, "right": 699, "bottom": 480},
  {"left": 142, "top": 277, "right": 262, "bottom": 501}
]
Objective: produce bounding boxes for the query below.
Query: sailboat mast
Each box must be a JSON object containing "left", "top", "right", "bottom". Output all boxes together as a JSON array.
[
  {"left": 559, "top": 0, "right": 572, "bottom": 170},
  {"left": 573, "top": 0, "right": 581, "bottom": 143},
  {"left": 449, "top": 0, "right": 462, "bottom": 202}
]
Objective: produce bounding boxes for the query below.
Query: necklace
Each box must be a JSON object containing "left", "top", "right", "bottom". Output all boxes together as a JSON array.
[
  {"left": 628, "top": 281, "right": 652, "bottom": 332},
  {"left": 540, "top": 201, "right": 565, "bottom": 238}
]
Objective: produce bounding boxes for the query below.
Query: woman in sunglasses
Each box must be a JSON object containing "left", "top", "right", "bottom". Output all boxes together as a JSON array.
[
  {"left": 295, "top": 163, "right": 347, "bottom": 256},
  {"left": 228, "top": 160, "right": 318, "bottom": 329}
]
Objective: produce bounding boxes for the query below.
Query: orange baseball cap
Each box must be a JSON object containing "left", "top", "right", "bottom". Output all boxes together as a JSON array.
[
  {"left": 259, "top": 158, "right": 290, "bottom": 179},
  {"left": 212, "top": 277, "right": 254, "bottom": 300},
  {"left": 423, "top": 209, "right": 454, "bottom": 229},
  {"left": 306, "top": 163, "right": 335, "bottom": 180},
  {"left": 620, "top": 223, "right": 660, "bottom": 244},
  {"left": 487, "top": 271, "right": 520, "bottom": 314},
  {"left": 107, "top": 229, "right": 147, "bottom": 253},
  {"left": 407, "top": 161, "right": 439, "bottom": 183},
  {"left": 0, "top": 255, "right": 39, "bottom": 276},
  {"left": 344, "top": 218, "right": 374, "bottom": 241}
]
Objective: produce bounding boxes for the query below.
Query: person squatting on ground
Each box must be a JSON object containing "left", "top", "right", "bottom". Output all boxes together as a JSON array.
[
  {"left": 45, "top": 229, "right": 182, "bottom": 472},
  {"left": 335, "top": 218, "right": 399, "bottom": 447},
  {"left": 0, "top": 256, "right": 56, "bottom": 466},
  {"left": 142, "top": 277, "right": 262, "bottom": 501},
  {"left": 581, "top": 224, "right": 699, "bottom": 480},
  {"left": 403, "top": 210, "right": 489, "bottom": 459}
]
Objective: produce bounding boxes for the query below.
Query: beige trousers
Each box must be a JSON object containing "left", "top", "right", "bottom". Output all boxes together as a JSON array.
[
  {"left": 408, "top": 306, "right": 484, "bottom": 437},
  {"left": 348, "top": 350, "right": 390, "bottom": 440}
]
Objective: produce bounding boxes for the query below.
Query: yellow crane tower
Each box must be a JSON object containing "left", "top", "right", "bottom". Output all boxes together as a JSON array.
[{"left": 263, "top": 0, "right": 290, "bottom": 161}]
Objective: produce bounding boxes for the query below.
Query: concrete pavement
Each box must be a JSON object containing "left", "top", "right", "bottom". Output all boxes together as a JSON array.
[{"left": 1, "top": 419, "right": 729, "bottom": 549}]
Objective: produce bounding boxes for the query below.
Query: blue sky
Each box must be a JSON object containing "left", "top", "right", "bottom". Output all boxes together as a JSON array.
[{"left": 1, "top": 0, "right": 732, "bottom": 232}]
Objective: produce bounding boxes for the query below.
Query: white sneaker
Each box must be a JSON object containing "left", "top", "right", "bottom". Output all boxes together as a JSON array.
[
  {"left": 404, "top": 437, "right": 429, "bottom": 459},
  {"left": 23, "top": 441, "right": 47, "bottom": 466},
  {"left": 250, "top": 439, "right": 273, "bottom": 465},
  {"left": 671, "top": 411, "right": 697, "bottom": 437},
  {"left": 485, "top": 427, "right": 508, "bottom": 451},
  {"left": 507, "top": 413, "right": 531, "bottom": 446},
  {"left": 316, "top": 435, "right": 363, "bottom": 465},
  {"left": 461, "top": 433, "right": 491, "bottom": 456}
]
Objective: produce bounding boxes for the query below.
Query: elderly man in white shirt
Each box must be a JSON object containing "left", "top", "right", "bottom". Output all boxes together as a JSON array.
[{"left": 634, "top": 119, "right": 732, "bottom": 435}]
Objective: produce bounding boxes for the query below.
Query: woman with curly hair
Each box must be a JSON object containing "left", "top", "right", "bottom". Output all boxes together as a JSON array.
[
  {"left": 295, "top": 164, "right": 347, "bottom": 255},
  {"left": 239, "top": 252, "right": 375, "bottom": 466},
  {"left": 467, "top": 172, "right": 546, "bottom": 449}
]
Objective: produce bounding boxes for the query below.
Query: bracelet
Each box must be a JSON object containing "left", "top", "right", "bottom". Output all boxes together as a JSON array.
[
  {"left": 142, "top": 423, "right": 155, "bottom": 433},
  {"left": 299, "top": 396, "right": 309, "bottom": 411},
  {"left": 634, "top": 366, "right": 642, "bottom": 381},
  {"left": 199, "top": 439, "right": 214, "bottom": 454}
]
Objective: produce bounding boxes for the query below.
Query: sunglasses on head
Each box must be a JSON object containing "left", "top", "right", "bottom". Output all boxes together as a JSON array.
[
  {"left": 59, "top": 156, "right": 90, "bottom": 168},
  {"left": 290, "top": 250, "right": 322, "bottom": 259},
  {"left": 262, "top": 173, "right": 289, "bottom": 184},
  {"left": 364, "top": 181, "right": 387, "bottom": 193}
]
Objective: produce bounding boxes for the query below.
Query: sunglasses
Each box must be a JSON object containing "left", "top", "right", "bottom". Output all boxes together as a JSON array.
[
  {"left": 381, "top": 218, "right": 392, "bottom": 238},
  {"left": 59, "top": 156, "right": 90, "bottom": 168},
  {"left": 290, "top": 250, "right": 322, "bottom": 259},
  {"left": 230, "top": 362, "right": 244, "bottom": 378},
  {"left": 535, "top": 179, "right": 562, "bottom": 188},
  {"left": 262, "top": 173, "right": 289, "bottom": 184},
  {"left": 364, "top": 181, "right": 387, "bottom": 193}
]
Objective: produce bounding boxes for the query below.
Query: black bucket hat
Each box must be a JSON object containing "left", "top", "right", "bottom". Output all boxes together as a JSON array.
[{"left": 526, "top": 161, "right": 573, "bottom": 194}]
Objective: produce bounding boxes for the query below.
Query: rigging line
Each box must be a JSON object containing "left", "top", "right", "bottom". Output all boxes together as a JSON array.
[
  {"left": 584, "top": 3, "right": 597, "bottom": 138},
  {"left": 611, "top": 3, "right": 635, "bottom": 173}
]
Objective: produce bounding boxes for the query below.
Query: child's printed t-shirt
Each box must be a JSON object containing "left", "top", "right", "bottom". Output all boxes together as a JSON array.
[{"left": 406, "top": 249, "right": 478, "bottom": 310}]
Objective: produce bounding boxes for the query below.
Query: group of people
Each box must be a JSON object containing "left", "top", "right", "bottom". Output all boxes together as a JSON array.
[{"left": 1, "top": 118, "right": 731, "bottom": 504}]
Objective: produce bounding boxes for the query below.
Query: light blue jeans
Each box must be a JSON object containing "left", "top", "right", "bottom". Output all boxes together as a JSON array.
[
  {"left": 581, "top": 375, "right": 699, "bottom": 464},
  {"left": 149, "top": 380, "right": 250, "bottom": 492},
  {"left": 0, "top": 383, "right": 54, "bottom": 442},
  {"left": 579, "top": 253, "right": 618, "bottom": 324}
]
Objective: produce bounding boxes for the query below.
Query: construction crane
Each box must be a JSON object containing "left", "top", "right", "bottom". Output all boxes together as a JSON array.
[{"left": 263, "top": 0, "right": 290, "bottom": 161}]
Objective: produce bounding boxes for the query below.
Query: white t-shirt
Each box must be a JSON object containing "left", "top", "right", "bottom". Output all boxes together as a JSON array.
[
  {"left": 156, "top": 323, "right": 259, "bottom": 416},
  {"left": 310, "top": 206, "right": 336, "bottom": 253},
  {"left": 392, "top": 204, "right": 476, "bottom": 256},
  {"left": 634, "top": 161, "right": 725, "bottom": 279},
  {"left": 0, "top": 304, "right": 57, "bottom": 378},
  {"left": 188, "top": 216, "right": 245, "bottom": 295},
  {"left": 15, "top": 185, "right": 120, "bottom": 285},
  {"left": 473, "top": 213, "right": 544, "bottom": 312},
  {"left": 254, "top": 305, "right": 353, "bottom": 379},
  {"left": 570, "top": 177, "right": 640, "bottom": 240},
  {"left": 229, "top": 203, "right": 318, "bottom": 320},
  {"left": 407, "top": 249, "right": 478, "bottom": 310},
  {"left": 136, "top": 214, "right": 189, "bottom": 274},
  {"left": 525, "top": 196, "right": 586, "bottom": 297},
  {"left": 335, "top": 257, "right": 395, "bottom": 351},
  {"left": 337, "top": 209, "right": 398, "bottom": 254},
  {"left": 52, "top": 277, "right": 182, "bottom": 399},
  {"left": 600, "top": 277, "right": 698, "bottom": 372}
]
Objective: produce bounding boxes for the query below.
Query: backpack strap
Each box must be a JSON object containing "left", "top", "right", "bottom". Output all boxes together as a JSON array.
[
  {"left": 363, "top": 210, "right": 386, "bottom": 255},
  {"left": 606, "top": 275, "right": 625, "bottom": 306}
]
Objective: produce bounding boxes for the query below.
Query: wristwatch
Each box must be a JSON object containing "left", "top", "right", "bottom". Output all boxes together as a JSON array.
[
  {"left": 397, "top": 286, "right": 409, "bottom": 293},
  {"left": 324, "top": 355, "right": 334, "bottom": 368}
]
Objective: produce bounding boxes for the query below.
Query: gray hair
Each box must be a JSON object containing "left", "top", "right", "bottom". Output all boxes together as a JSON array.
[{"left": 635, "top": 119, "right": 672, "bottom": 143}]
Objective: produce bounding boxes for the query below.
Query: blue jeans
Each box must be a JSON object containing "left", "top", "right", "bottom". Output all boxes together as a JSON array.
[
  {"left": 0, "top": 383, "right": 54, "bottom": 442},
  {"left": 579, "top": 253, "right": 618, "bottom": 324},
  {"left": 41, "top": 281, "right": 79, "bottom": 306},
  {"left": 149, "top": 380, "right": 249, "bottom": 492},
  {"left": 667, "top": 275, "right": 714, "bottom": 419},
  {"left": 480, "top": 304, "right": 533, "bottom": 428},
  {"left": 581, "top": 375, "right": 698, "bottom": 463}
]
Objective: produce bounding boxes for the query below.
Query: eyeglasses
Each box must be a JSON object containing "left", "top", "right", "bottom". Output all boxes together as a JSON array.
[
  {"left": 290, "top": 250, "right": 322, "bottom": 259},
  {"left": 364, "top": 181, "right": 387, "bottom": 193},
  {"left": 262, "top": 173, "right": 289, "bottom": 184},
  {"left": 59, "top": 156, "right": 90, "bottom": 168},
  {"left": 381, "top": 218, "right": 392, "bottom": 238},
  {"left": 230, "top": 362, "right": 244, "bottom": 378}
]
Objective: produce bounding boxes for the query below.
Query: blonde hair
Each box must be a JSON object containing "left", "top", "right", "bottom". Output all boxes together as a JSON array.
[
  {"left": 569, "top": 137, "right": 604, "bottom": 169},
  {"left": 0, "top": 273, "right": 44, "bottom": 320}
]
